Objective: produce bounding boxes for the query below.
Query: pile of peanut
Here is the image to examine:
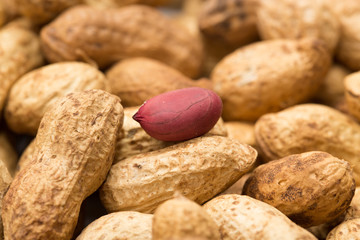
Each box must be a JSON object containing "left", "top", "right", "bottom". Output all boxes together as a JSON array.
[{"left": 0, "top": 0, "right": 360, "bottom": 239}]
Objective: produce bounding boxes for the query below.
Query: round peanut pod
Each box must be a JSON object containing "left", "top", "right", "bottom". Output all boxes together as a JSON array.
[
  {"left": 2, "top": 90, "right": 124, "bottom": 240},
  {"left": 5, "top": 62, "right": 108, "bottom": 135},
  {"left": 132, "top": 87, "right": 223, "bottom": 142},
  {"left": 105, "top": 58, "right": 201, "bottom": 107},
  {"left": 0, "top": 24, "right": 43, "bottom": 113},
  {"left": 0, "top": 132, "right": 17, "bottom": 177},
  {"left": 13, "top": 0, "right": 82, "bottom": 24},
  {"left": 211, "top": 38, "right": 331, "bottom": 121},
  {"left": 203, "top": 194, "right": 317, "bottom": 240},
  {"left": 255, "top": 103, "right": 360, "bottom": 185},
  {"left": 152, "top": 193, "right": 221, "bottom": 240},
  {"left": 257, "top": 0, "right": 339, "bottom": 53},
  {"left": 326, "top": 218, "right": 360, "bottom": 240},
  {"left": 243, "top": 151, "right": 356, "bottom": 227},
  {"left": 0, "top": 160, "right": 12, "bottom": 240},
  {"left": 84, "top": 0, "right": 170, "bottom": 8},
  {"left": 40, "top": 5, "right": 203, "bottom": 78},
  {"left": 331, "top": 0, "right": 360, "bottom": 71},
  {"left": 100, "top": 135, "right": 257, "bottom": 213},
  {"left": 199, "top": 0, "right": 259, "bottom": 47},
  {"left": 76, "top": 211, "right": 153, "bottom": 240},
  {"left": 344, "top": 71, "right": 360, "bottom": 121}
]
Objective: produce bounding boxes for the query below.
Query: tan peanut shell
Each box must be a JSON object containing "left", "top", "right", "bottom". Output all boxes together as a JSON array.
[
  {"left": 114, "top": 106, "right": 227, "bottom": 164},
  {"left": 224, "top": 121, "right": 256, "bottom": 147},
  {"left": 106, "top": 58, "right": 205, "bottom": 107},
  {"left": 100, "top": 135, "right": 257, "bottom": 213},
  {"left": 13, "top": 0, "right": 82, "bottom": 24},
  {"left": 0, "top": 160, "right": 12, "bottom": 240},
  {"left": 0, "top": 0, "right": 18, "bottom": 26},
  {"left": 331, "top": 0, "right": 360, "bottom": 70},
  {"left": 153, "top": 193, "right": 221, "bottom": 240},
  {"left": 2, "top": 90, "right": 124, "bottom": 240},
  {"left": 15, "top": 139, "right": 35, "bottom": 176},
  {"left": 40, "top": 5, "right": 203, "bottom": 78},
  {"left": 257, "top": 0, "right": 339, "bottom": 53},
  {"left": 326, "top": 218, "right": 360, "bottom": 240},
  {"left": 0, "top": 24, "right": 43, "bottom": 113},
  {"left": 0, "top": 132, "right": 17, "bottom": 176},
  {"left": 203, "top": 194, "right": 317, "bottom": 240},
  {"left": 76, "top": 211, "right": 153, "bottom": 240},
  {"left": 5, "top": 62, "right": 108, "bottom": 135},
  {"left": 314, "top": 64, "right": 350, "bottom": 109},
  {"left": 344, "top": 186, "right": 360, "bottom": 221},
  {"left": 199, "top": 0, "right": 259, "bottom": 47},
  {"left": 85, "top": 0, "right": 170, "bottom": 8},
  {"left": 243, "top": 151, "right": 356, "bottom": 227},
  {"left": 344, "top": 71, "right": 360, "bottom": 121},
  {"left": 211, "top": 38, "right": 331, "bottom": 121},
  {"left": 255, "top": 104, "right": 360, "bottom": 185}
]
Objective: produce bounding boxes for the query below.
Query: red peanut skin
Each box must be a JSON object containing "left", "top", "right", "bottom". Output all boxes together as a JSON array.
[{"left": 133, "top": 87, "right": 222, "bottom": 141}]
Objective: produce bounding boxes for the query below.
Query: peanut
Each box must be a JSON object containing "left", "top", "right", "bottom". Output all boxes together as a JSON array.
[
  {"left": 76, "top": 211, "right": 153, "bottom": 240},
  {"left": 40, "top": 5, "right": 203, "bottom": 77},
  {"left": 212, "top": 38, "right": 331, "bottom": 121},
  {"left": 344, "top": 187, "right": 360, "bottom": 221},
  {"left": 100, "top": 135, "right": 257, "bottom": 213},
  {"left": 105, "top": 58, "right": 209, "bottom": 107},
  {"left": 2, "top": 90, "right": 124, "bottom": 240},
  {"left": 13, "top": 0, "right": 82, "bottom": 24},
  {"left": 203, "top": 194, "right": 317, "bottom": 240},
  {"left": 5, "top": 62, "right": 108, "bottom": 135},
  {"left": 344, "top": 71, "right": 360, "bottom": 121},
  {"left": 152, "top": 193, "right": 221, "bottom": 240},
  {"left": 133, "top": 87, "right": 222, "bottom": 141},
  {"left": 255, "top": 103, "right": 360, "bottom": 185},
  {"left": 243, "top": 151, "right": 355, "bottom": 227},
  {"left": 257, "top": 0, "right": 339, "bottom": 53},
  {"left": 199, "top": 0, "right": 259, "bottom": 47},
  {"left": 0, "top": 23, "right": 44, "bottom": 113},
  {"left": 0, "top": 132, "right": 17, "bottom": 176},
  {"left": 0, "top": 160, "right": 12, "bottom": 240},
  {"left": 326, "top": 218, "right": 360, "bottom": 240}
]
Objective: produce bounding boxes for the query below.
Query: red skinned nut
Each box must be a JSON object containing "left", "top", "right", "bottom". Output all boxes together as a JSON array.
[{"left": 133, "top": 87, "right": 223, "bottom": 141}]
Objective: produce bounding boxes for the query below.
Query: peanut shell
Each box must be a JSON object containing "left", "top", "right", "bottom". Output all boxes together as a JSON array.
[
  {"left": 153, "top": 193, "right": 221, "bottom": 240},
  {"left": 76, "top": 211, "right": 153, "bottom": 240},
  {"left": 326, "top": 218, "right": 360, "bottom": 240},
  {"left": 13, "top": 0, "right": 82, "bottom": 24},
  {"left": 255, "top": 104, "right": 360, "bottom": 185},
  {"left": 243, "top": 151, "right": 355, "bottom": 227},
  {"left": 40, "top": 5, "right": 203, "bottom": 77},
  {"left": 255, "top": 103, "right": 360, "bottom": 184},
  {"left": 0, "top": 160, "right": 12, "bottom": 240},
  {"left": 85, "top": 0, "right": 170, "bottom": 8},
  {"left": 5, "top": 62, "right": 107, "bottom": 135},
  {"left": 199, "top": 0, "right": 259, "bottom": 47},
  {"left": 344, "top": 71, "right": 360, "bottom": 121},
  {"left": 331, "top": 0, "right": 360, "bottom": 70},
  {"left": 106, "top": 58, "right": 203, "bottom": 107},
  {"left": 257, "top": 0, "right": 339, "bottom": 53},
  {"left": 224, "top": 121, "right": 256, "bottom": 147},
  {"left": 211, "top": 38, "right": 331, "bottom": 121},
  {"left": 203, "top": 194, "right": 317, "bottom": 240},
  {"left": 344, "top": 186, "right": 360, "bottom": 221},
  {"left": 15, "top": 139, "right": 35, "bottom": 176},
  {"left": 100, "top": 135, "right": 257, "bottom": 213},
  {"left": 0, "top": 24, "right": 43, "bottom": 113},
  {"left": 0, "top": 132, "right": 17, "bottom": 176},
  {"left": 2, "top": 90, "right": 124, "bottom": 240}
]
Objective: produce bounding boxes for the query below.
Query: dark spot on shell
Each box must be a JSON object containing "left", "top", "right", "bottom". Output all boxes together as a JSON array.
[
  {"left": 73, "top": 111, "right": 79, "bottom": 116},
  {"left": 51, "top": 155, "right": 56, "bottom": 159},
  {"left": 133, "top": 163, "right": 142, "bottom": 169},
  {"left": 127, "top": 129, "right": 138, "bottom": 138},
  {"left": 281, "top": 186, "right": 302, "bottom": 202}
]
